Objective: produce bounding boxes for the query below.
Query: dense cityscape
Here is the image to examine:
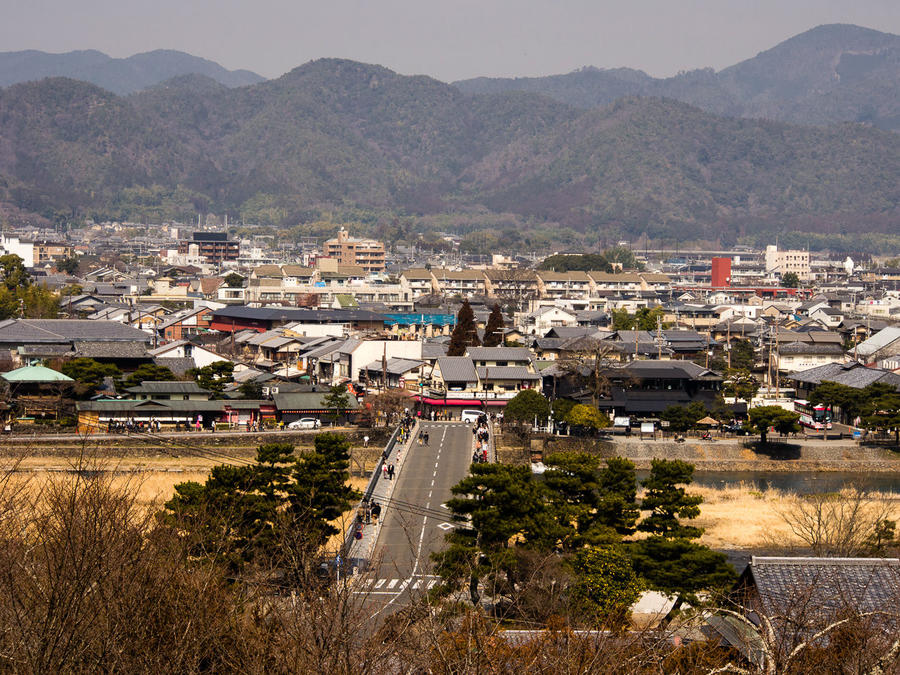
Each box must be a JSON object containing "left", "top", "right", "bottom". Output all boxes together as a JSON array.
[{"left": 1, "top": 9, "right": 899, "bottom": 673}]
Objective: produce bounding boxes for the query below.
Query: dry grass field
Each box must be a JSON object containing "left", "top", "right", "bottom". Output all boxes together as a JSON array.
[
  {"left": 5, "top": 449, "right": 898, "bottom": 552},
  {"left": 691, "top": 483, "right": 900, "bottom": 550}
]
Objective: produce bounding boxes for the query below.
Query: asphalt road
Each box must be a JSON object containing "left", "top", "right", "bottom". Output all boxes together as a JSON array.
[{"left": 359, "top": 421, "right": 473, "bottom": 614}]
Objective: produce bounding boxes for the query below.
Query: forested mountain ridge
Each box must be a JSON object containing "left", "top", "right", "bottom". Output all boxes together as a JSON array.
[
  {"left": 0, "top": 49, "right": 264, "bottom": 95},
  {"left": 0, "top": 56, "right": 897, "bottom": 247},
  {"left": 454, "top": 24, "right": 900, "bottom": 131}
]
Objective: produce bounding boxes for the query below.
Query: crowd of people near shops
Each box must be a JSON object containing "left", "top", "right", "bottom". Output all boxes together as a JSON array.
[{"left": 472, "top": 413, "right": 491, "bottom": 463}]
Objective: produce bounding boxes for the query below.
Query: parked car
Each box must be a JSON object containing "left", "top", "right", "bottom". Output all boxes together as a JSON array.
[
  {"left": 722, "top": 423, "right": 750, "bottom": 436},
  {"left": 461, "top": 409, "right": 484, "bottom": 424},
  {"left": 288, "top": 417, "right": 320, "bottom": 429}
]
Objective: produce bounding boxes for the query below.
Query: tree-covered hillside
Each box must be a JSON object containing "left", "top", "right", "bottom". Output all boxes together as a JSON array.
[{"left": 0, "top": 57, "right": 897, "bottom": 247}]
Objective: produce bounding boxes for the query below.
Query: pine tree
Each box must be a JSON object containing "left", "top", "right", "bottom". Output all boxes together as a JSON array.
[
  {"left": 482, "top": 303, "right": 505, "bottom": 347},
  {"left": 447, "top": 299, "right": 480, "bottom": 356}
]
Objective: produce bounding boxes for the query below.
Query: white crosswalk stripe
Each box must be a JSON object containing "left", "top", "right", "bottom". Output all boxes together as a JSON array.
[{"left": 356, "top": 577, "right": 441, "bottom": 594}]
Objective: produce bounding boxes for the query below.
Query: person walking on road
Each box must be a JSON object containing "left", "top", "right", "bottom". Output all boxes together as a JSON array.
[
  {"left": 423, "top": 431, "right": 429, "bottom": 446},
  {"left": 363, "top": 435, "right": 369, "bottom": 448},
  {"left": 387, "top": 463, "right": 395, "bottom": 480},
  {"left": 383, "top": 463, "right": 388, "bottom": 480},
  {"left": 371, "top": 500, "right": 381, "bottom": 522}
]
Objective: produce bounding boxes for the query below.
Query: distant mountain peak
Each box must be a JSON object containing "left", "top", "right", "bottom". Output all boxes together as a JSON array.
[
  {"left": 454, "top": 23, "right": 900, "bottom": 130},
  {"left": 0, "top": 49, "right": 265, "bottom": 94}
]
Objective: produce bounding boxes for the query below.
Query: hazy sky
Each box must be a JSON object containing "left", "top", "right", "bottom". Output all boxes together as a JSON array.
[{"left": 2, "top": 0, "right": 899, "bottom": 81}]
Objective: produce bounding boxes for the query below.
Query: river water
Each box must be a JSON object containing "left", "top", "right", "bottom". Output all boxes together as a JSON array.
[{"left": 670, "top": 470, "right": 900, "bottom": 494}]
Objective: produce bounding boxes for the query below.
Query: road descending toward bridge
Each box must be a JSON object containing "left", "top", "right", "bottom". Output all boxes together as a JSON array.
[{"left": 360, "top": 421, "right": 474, "bottom": 614}]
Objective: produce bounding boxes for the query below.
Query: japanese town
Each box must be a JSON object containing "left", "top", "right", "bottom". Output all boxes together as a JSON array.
[{"left": 1, "top": 9, "right": 900, "bottom": 674}]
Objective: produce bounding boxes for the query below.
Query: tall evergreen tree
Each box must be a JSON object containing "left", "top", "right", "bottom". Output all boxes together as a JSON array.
[
  {"left": 165, "top": 435, "right": 357, "bottom": 581},
  {"left": 482, "top": 303, "right": 505, "bottom": 347},
  {"left": 447, "top": 299, "right": 480, "bottom": 356},
  {"left": 629, "top": 459, "right": 734, "bottom": 602}
]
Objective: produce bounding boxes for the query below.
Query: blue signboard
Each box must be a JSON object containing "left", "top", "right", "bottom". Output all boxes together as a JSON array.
[{"left": 384, "top": 313, "right": 457, "bottom": 327}]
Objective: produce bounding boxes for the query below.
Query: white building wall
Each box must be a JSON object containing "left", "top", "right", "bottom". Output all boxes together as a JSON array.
[
  {"left": 347, "top": 341, "right": 423, "bottom": 381},
  {"left": 1, "top": 236, "right": 35, "bottom": 267}
]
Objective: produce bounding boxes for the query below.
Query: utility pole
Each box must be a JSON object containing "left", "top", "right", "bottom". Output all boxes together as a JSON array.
[
  {"left": 726, "top": 319, "right": 732, "bottom": 370},
  {"left": 774, "top": 326, "right": 780, "bottom": 398},
  {"left": 705, "top": 331, "right": 710, "bottom": 369},
  {"left": 656, "top": 314, "right": 663, "bottom": 360}
]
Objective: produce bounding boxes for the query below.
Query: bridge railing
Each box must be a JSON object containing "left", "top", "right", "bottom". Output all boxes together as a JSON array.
[{"left": 340, "top": 424, "right": 401, "bottom": 567}]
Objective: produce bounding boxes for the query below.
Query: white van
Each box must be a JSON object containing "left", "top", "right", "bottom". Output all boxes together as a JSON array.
[{"left": 460, "top": 410, "right": 484, "bottom": 424}]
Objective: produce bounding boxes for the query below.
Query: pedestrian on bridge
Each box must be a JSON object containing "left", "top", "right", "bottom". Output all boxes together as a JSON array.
[
  {"left": 371, "top": 500, "right": 381, "bottom": 522},
  {"left": 423, "top": 431, "right": 429, "bottom": 446},
  {"left": 387, "top": 463, "right": 395, "bottom": 480}
]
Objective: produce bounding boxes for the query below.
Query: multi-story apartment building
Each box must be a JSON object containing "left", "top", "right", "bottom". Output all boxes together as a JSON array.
[
  {"left": 765, "top": 245, "right": 810, "bottom": 281},
  {"left": 34, "top": 241, "right": 74, "bottom": 265},
  {"left": 431, "top": 269, "right": 488, "bottom": 297},
  {"left": 536, "top": 271, "right": 592, "bottom": 299},
  {"left": 323, "top": 227, "right": 385, "bottom": 273},
  {"left": 177, "top": 232, "right": 239, "bottom": 264}
]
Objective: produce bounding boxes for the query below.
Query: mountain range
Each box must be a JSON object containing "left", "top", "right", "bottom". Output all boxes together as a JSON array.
[
  {"left": 0, "top": 49, "right": 263, "bottom": 95},
  {"left": 455, "top": 24, "right": 900, "bottom": 131},
  {"left": 0, "top": 25, "right": 897, "bottom": 249}
]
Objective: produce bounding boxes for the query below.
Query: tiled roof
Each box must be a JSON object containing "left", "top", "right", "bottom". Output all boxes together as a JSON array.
[
  {"left": 273, "top": 392, "right": 360, "bottom": 411},
  {"left": 125, "top": 381, "right": 209, "bottom": 394},
  {"left": 153, "top": 357, "right": 196, "bottom": 375},
  {"left": 252, "top": 265, "right": 283, "bottom": 278},
  {"left": 212, "top": 306, "right": 385, "bottom": 323},
  {"left": 588, "top": 272, "right": 643, "bottom": 283},
  {"left": 466, "top": 347, "right": 533, "bottom": 362},
  {"left": 746, "top": 556, "right": 900, "bottom": 618},
  {"left": 400, "top": 268, "right": 434, "bottom": 280},
  {"left": 778, "top": 341, "right": 846, "bottom": 355},
  {"left": 435, "top": 356, "right": 478, "bottom": 383},
  {"left": 790, "top": 361, "right": 900, "bottom": 390},
  {"left": 362, "top": 357, "right": 424, "bottom": 375},
  {"left": 476, "top": 366, "right": 540, "bottom": 381},
  {"left": 856, "top": 327, "right": 900, "bottom": 358},
  {"left": 0, "top": 319, "right": 151, "bottom": 344},
  {"left": 73, "top": 341, "right": 151, "bottom": 359}
]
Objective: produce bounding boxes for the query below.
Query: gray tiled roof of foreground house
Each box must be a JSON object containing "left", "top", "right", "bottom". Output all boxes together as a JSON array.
[{"left": 742, "top": 556, "right": 900, "bottom": 617}]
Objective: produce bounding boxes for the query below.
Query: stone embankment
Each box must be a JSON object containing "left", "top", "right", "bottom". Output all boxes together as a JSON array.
[{"left": 510, "top": 435, "right": 900, "bottom": 473}]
